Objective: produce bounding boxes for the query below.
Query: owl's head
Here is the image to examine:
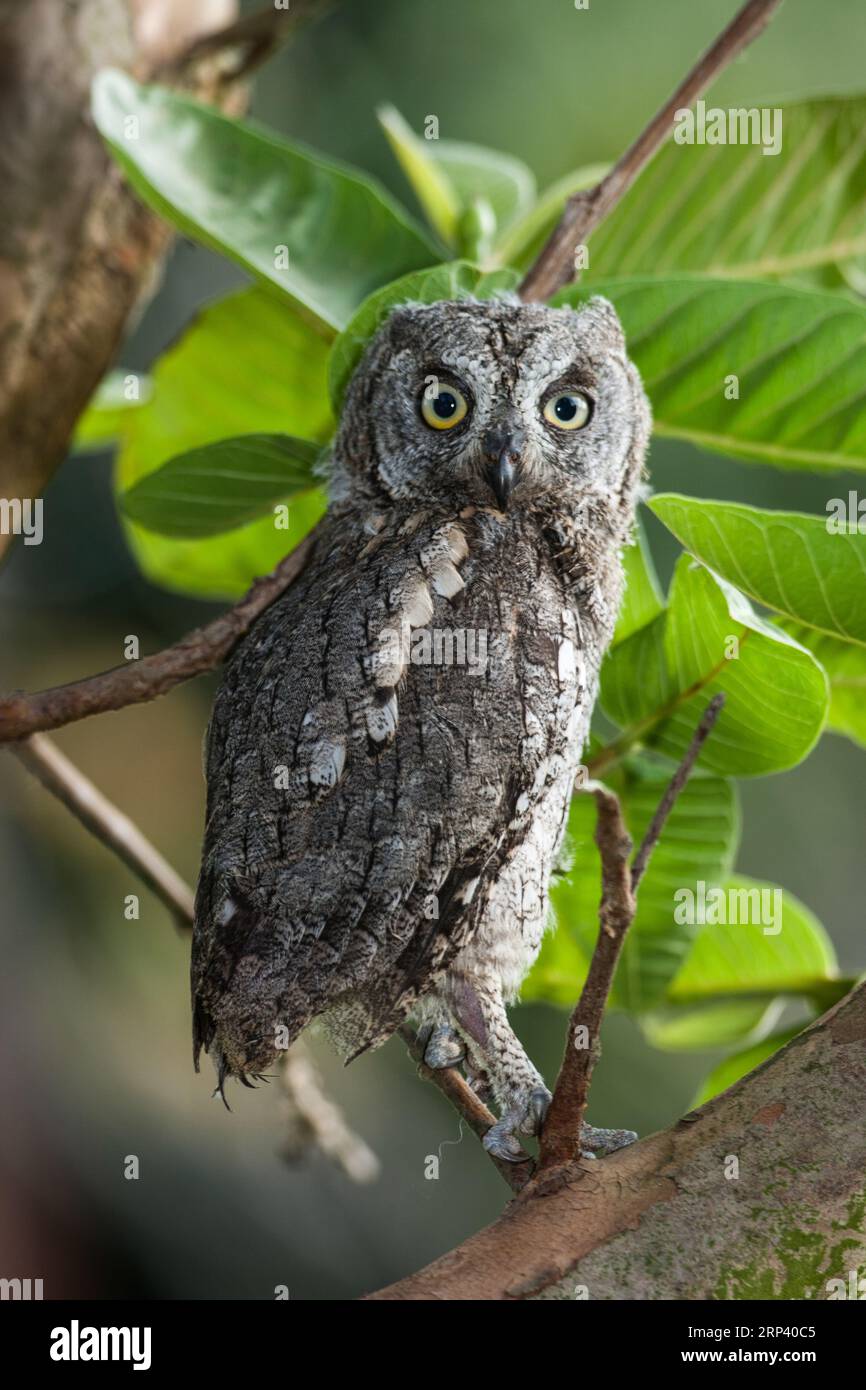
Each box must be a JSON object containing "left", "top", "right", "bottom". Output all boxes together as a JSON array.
[{"left": 332, "top": 296, "right": 650, "bottom": 518}]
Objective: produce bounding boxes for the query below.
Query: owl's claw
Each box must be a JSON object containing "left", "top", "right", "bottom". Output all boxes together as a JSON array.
[
  {"left": 482, "top": 1085, "right": 551, "bottom": 1163},
  {"left": 579, "top": 1122, "right": 638, "bottom": 1158},
  {"left": 423, "top": 1023, "right": 466, "bottom": 1069}
]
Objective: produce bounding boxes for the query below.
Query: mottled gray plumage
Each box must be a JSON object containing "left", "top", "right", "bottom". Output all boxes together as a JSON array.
[{"left": 193, "top": 295, "right": 650, "bottom": 1156}]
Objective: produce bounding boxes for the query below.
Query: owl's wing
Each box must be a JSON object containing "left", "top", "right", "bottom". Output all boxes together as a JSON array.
[{"left": 192, "top": 513, "right": 528, "bottom": 1074}]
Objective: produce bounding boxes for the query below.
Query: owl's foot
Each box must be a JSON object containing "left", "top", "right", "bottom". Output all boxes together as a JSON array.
[
  {"left": 423, "top": 1023, "right": 466, "bottom": 1070},
  {"left": 579, "top": 1121, "right": 638, "bottom": 1159},
  {"left": 482, "top": 1085, "right": 551, "bottom": 1163}
]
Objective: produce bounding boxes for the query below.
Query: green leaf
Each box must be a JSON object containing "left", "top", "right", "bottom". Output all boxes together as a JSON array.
[
  {"left": 120, "top": 434, "right": 322, "bottom": 538},
  {"left": 377, "top": 104, "right": 462, "bottom": 246},
  {"left": 555, "top": 276, "right": 866, "bottom": 473},
  {"left": 524, "top": 759, "right": 739, "bottom": 1011},
  {"left": 599, "top": 556, "right": 829, "bottom": 777},
  {"left": 92, "top": 69, "right": 438, "bottom": 334},
  {"left": 613, "top": 514, "right": 664, "bottom": 645},
  {"left": 73, "top": 370, "right": 151, "bottom": 450},
  {"left": 376, "top": 105, "right": 536, "bottom": 257},
  {"left": 779, "top": 622, "right": 866, "bottom": 748},
  {"left": 585, "top": 96, "right": 866, "bottom": 287},
  {"left": 644, "top": 878, "right": 839, "bottom": 1052},
  {"left": 327, "top": 261, "right": 519, "bottom": 411},
  {"left": 668, "top": 876, "right": 838, "bottom": 1004},
  {"left": 496, "top": 163, "right": 608, "bottom": 269},
  {"left": 644, "top": 999, "right": 783, "bottom": 1052},
  {"left": 116, "top": 287, "right": 332, "bottom": 599},
  {"left": 692, "top": 1029, "right": 802, "bottom": 1106},
  {"left": 650, "top": 494, "right": 866, "bottom": 647},
  {"left": 431, "top": 140, "right": 536, "bottom": 240}
]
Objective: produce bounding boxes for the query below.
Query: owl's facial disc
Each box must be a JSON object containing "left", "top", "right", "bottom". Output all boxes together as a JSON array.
[{"left": 333, "top": 296, "right": 648, "bottom": 511}]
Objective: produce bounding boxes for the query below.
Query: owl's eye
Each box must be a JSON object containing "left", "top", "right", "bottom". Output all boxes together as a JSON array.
[
  {"left": 543, "top": 389, "right": 592, "bottom": 431},
  {"left": 420, "top": 381, "right": 469, "bottom": 431}
]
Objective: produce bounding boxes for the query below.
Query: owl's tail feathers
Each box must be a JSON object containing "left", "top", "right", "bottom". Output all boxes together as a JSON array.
[{"left": 191, "top": 892, "right": 312, "bottom": 1095}]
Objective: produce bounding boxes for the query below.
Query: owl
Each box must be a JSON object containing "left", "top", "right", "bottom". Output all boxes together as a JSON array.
[{"left": 192, "top": 295, "right": 651, "bottom": 1161}]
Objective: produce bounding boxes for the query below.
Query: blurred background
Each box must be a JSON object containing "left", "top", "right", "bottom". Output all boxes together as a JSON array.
[{"left": 1, "top": 0, "right": 865, "bottom": 1300}]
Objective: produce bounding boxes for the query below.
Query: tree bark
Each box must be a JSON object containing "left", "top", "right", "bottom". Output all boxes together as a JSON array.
[
  {"left": 368, "top": 980, "right": 866, "bottom": 1299},
  {"left": 0, "top": 0, "right": 238, "bottom": 559}
]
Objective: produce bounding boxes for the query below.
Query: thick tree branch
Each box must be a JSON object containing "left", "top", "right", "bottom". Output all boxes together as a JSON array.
[
  {"left": 0, "top": 526, "right": 320, "bottom": 742},
  {"left": 518, "top": 0, "right": 784, "bottom": 302},
  {"left": 0, "top": 0, "right": 328, "bottom": 563},
  {"left": 369, "top": 978, "right": 866, "bottom": 1300},
  {"left": 0, "top": 0, "right": 234, "bottom": 552},
  {"left": 539, "top": 697, "right": 725, "bottom": 1170}
]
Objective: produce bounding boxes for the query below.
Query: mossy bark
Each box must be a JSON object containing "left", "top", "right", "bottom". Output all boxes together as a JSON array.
[{"left": 369, "top": 981, "right": 866, "bottom": 1300}]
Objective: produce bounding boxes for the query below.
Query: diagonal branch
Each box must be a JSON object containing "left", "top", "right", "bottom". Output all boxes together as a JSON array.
[
  {"left": 9, "top": 732, "right": 195, "bottom": 925},
  {"left": 518, "top": 0, "right": 784, "bottom": 303},
  {"left": 0, "top": 524, "right": 320, "bottom": 743},
  {"left": 399, "top": 1026, "right": 531, "bottom": 1193},
  {"left": 538, "top": 695, "right": 725, "bottom": 1171}
]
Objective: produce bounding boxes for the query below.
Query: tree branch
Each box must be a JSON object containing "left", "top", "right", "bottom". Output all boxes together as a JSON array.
[
  {"left": 9, "top": 732, "right": 195, "bottom": 926},
  {"left": 0, "top": 525, "right": 320, "bottom": 742},
  {"left": 518, "top": 0, "right": 784, "bottom": 303},
  {"left": 278, "top": 1046, "right": 380, "bottom": 1185},
  {"left": 0, "top": 0, "right": 330, "bottom": 565},
  {"left": 368, "top": 977, "right": 866, "bottom": 1299},
  {"left": 539, "top": 696, "right": 725, "bottom": 1171},
  {"left": 399, "top": 1026, "right": 531, "bottom": 1193},
  {"left": 630, "top": 693, "right": 726, "bottom": 892}
]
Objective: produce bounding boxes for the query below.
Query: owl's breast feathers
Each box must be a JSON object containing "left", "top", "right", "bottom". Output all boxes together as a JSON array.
[{"left": 192, "top": 505, "right": 606, "bottom": 1078}]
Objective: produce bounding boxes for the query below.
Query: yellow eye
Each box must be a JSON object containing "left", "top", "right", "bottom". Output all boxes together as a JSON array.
[
  {"left": 543, "top": 390, "right": 592, "bottom": 431},
  {"left": 420, "top": 380, "right": 469, "bottom": 430}
]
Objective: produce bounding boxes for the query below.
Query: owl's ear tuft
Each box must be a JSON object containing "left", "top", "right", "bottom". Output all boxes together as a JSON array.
[{"left": 572, "top": 295, "right": 626, "bottom": 350}]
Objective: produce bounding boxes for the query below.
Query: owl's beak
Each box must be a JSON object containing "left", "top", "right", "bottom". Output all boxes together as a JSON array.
[{"left": 482, "top": 426, "right": 524, "bottom": 509}]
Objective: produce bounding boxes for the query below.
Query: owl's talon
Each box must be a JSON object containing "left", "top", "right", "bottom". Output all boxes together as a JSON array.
[
  {"left": 483, "top": 1085, "right": 551, "bottom": 1161},
  {"left": 520, "top": 1086, "right": 552, "bottom": 1136},
  {"left": 580, "top": 1122, "right": 638, "bottom": 1157},
  {"left": 482, "top": 1121, "right": 530, "bottom": 1163},
  {"left": 423, "top": 1024, "right": 466, "bottom": 1069}
]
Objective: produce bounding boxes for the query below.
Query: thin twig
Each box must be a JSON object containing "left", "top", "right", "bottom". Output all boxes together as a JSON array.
[
  {"left": 399, "top": 1026, "right": 531, "bottom": 1192},
  {"left": 10, "top": 733, "right": 195, "bottom": 926},
  {"left": 630, "top": 693, "right": 726, "bottom": 892},
  {"left": 278, "top": 1046, "right": 380, "bottom": 1185},
  {"left": 518, "top": 0, "right": 784, "bottom": 302},
  {"left": 537, "top": 696, "right": 725, "bottom": 1171},
  {"left": 0, "top": 525, "right": 321, "bottom": 744}
]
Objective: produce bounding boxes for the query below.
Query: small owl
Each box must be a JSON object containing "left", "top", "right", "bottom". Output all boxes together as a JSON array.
[{"left": 192, "top": 295, "right": 651, "bottom": 1160}]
